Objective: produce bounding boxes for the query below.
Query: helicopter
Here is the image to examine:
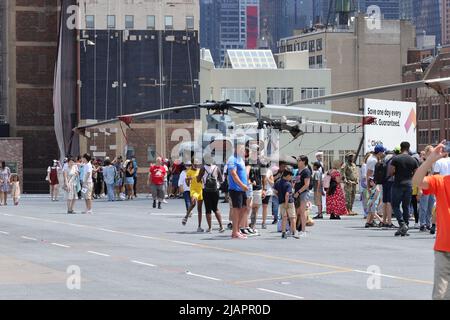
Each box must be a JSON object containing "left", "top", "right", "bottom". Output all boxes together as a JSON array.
[{"left": 74, "top": 50, "right": 450, "bottom": 166}]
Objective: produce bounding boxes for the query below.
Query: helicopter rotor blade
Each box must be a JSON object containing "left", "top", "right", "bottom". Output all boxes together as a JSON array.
[{"left": 265, "top": 104, "right": 365, "bottom": 118}]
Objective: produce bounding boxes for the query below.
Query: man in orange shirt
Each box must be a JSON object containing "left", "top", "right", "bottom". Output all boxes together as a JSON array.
[{"left": 413, "top": 141, "right": 450, "bottom": 300}]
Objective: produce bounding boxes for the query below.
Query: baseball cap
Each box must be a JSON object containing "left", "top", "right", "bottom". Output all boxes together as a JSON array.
[
  {"left": 393, "top": 146, "right": 401, "bottom": 154},
  {"left": 374, "top": 145, "right": 386, "bottom": 154}
]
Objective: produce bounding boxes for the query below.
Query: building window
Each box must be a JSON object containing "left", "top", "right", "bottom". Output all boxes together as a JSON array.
[
  {"left": 319, "top": 150, "right": 334, "bottom": 171},
  {"left": 431, "top": 104, "right": 440, "bottom": 120},
  {"left": 309, "top": 40, "right": 315, "bottom": 52},
  {"left": 431, "top": 129, "right": 440, "bottom": 144},
  {"left": 86, "top": 15, "right": 95, "bottom": 29},
  {"left": 316, "top": 38, "right": 323, "bottom": 51},
  {"left": 287, "top": 44, "right": 293, "bottom": 52},
  {"left": 165, "top": 16, "right": 173, "bottom": 30},
  {"left": 418, "top": 105, "right": 428, "bottom": 120},
  {"left": 186, "top": 16, "right": 194, "bottom": 30},
  {"left": 125, "top": 15, "right": 134, "bottom": 29},
  {"left": 309, "top": 56, "right": 315, "bottom": 67},
  {"left": 300, "top": 87, "right": 326, "bottom": 104},
  {"left": 267, "top": 88, "right": 294, "bottom": 105},
  {"left": 316, "top": 55, "right": 323, "bottom": 68},
  {"left": 221, "top": 88, "right": 256, "bottom": 103},
  {"left": 301, "top": 41, "right": 307, "bottom": 51},
  {"left": 107, "top": 15, "right": 116, "bottom": 29},
  {"left": 147, "top": 15, "right": 155, "bottom": 30},
  {"left": 418, "top": 130, "right": 429, "bottom": 145}
]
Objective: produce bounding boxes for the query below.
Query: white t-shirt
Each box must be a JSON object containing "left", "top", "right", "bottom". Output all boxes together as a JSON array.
[
  {"left": 366, "top": 155, "right": 378, "bottom": 178},
  {"left": 434, "top": 157, "right": 450, "bottom": 176},
  {"left": 178, "top": 170, "right": 190, "bottom": 191},
  {"left": 83, "top": 162, "right": 93, "bottom": 184}
]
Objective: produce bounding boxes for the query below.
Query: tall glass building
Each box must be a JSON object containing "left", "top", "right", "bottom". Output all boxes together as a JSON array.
[
  {"left": 413, "top": 0, "right": 442, "bottom": 45},
  {"left": 360, "top": 0, "right": 400, "bottom": 19}
]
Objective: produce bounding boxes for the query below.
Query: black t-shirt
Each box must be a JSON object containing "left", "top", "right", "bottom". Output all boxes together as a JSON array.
[
  {"left": 274, "top": 179, "right": 294, "bottom": 204},
  {"left": 249, "top": 165, "right": 262, "bottom": 191},
  {"left": 294, "top": 168, "right": 311, "bottom": 194},
  {"left": 390, "top": 154, "right": 419, "bottom": 186}
]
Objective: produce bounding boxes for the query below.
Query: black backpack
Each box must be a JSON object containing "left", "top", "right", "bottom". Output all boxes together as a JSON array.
[
  {"left": 204, "top": 167, "right": 218, "bottom": 193},
  {"left": 374, "top": 161, "right": 387, "bottom": 185}
]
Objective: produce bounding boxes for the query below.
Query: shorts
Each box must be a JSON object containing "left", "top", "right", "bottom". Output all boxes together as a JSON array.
[
  {"left": 382, "top": 181, "right": 393, "bottom": 203},
  {"left": 252, "top": 190, "right": 262, "bottom": 205},
  {"left": 229, "top": 190, "right": 247, "bottom": 209},
  {"left": 82, "top": 183, "right": 93, "bottom": 200},
  {"left": 203, "top": 190, "right": 219, "bottom": 214},
  {"left": 151, "top": 184, "right": 165, "bottom": 201},
  {"left": 280, "top": 202, "right": 296, "bottom": 219},
  {"left": 125, "top": 177, "right": 134, "bottom": 185},
  {"left": 171, "top": 174, "right": 180, "bottom": 188},
  {"left": 295, "top": 192, "right": 310, "bottom": 209},
  {"left": 190, "top": 189, "right": 203, "bottom": 201},
  {"left": 262, "top": 194, "right": 271, "bottom": 205},
  {"left": 115, "top": 179, "right": 123, "bottom": 187}
]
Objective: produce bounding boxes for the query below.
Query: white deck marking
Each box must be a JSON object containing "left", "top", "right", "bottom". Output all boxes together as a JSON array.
[
  {"left": 21, "top": 236, "right": 37, "bottom": 241},
  {"left": 130, "top": 260, "right": 157, "bottom": 267},
  {"left": 87, "top": 251, "right": 110, "bottom": 257},
  {"left": 51, "top": 243, "right": 70, "bottom": 248},
  {"left": 0, "top": 231, "right": 9, "bottom": 235},
  {"left": 257, "top": 288, "right": 304, "bottom": 299},
  {"left": 186, "top": 271, "right": 222, "bottom": 281}
]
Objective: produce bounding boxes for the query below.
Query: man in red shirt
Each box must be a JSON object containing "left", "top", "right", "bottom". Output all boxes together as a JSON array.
[
  {"left": 149, "top": 157, "right": 166, "bottom": 209},
  {"left": 413, "top": 141, "right": 450, "bottom": 300}
]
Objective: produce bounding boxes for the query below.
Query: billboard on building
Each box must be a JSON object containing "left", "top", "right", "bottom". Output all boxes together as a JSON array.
[
  {"left": 364, "top": 98, "right": 417, "bottom": 153},
  {"left": 246, "top": 6, "right": 258, "bottom": 49}
]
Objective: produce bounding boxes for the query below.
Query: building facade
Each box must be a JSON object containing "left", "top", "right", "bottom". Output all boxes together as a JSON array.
[
  {"left": 403, "top": 52, "right": 450, "bottom": 151},
  {"left": 359, "top": 0, "right": 400, "bottom": 19},
  {"left": 412, "top": 0, "right": 442, "bottom": 46},
  {"left": 441, "top": 0, "right": 450, "bottom": 45},
  {"left": 0, "top": 0, "right": 7, "bottom": 126},
  {"left": 3, "top": 0, "right": 59, "bottom": 193},
  {"left": 278, "top": 14, "right": 415, "bottom": 123},
  {"left": 200, "top": 0, "right": 260, "bottom": 65},
  {"left": 78, "top": 0, "right": 201, "bottom": 192}
]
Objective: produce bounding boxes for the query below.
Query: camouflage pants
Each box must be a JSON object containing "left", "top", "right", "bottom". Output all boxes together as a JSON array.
[{"left": 344, "top": 183, "right": 357, "bottom": 211}]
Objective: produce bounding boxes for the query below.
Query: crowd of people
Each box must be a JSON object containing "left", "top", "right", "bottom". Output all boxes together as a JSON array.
[{"left": 1, "top": 139, "right": 449, "bottom": 299}]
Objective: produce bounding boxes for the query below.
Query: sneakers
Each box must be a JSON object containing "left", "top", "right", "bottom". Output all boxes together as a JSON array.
[
  {"left": 430, "top": 224, "right": 436, "bottom": 235},
  {"left": 292, "top": 230, "right": 300, "bottom": 239},
  {"left": 227, "top": 223, "right": 233, "bottom": 230},
  {"left": 152, "top": 200, "right": 156, "bottom": 208},
  {"left": 281, "top": 232, "right": 287, "bottom": 239},
  {"left": 365, "top": 222, "right": 375, "bottom": 228},
  {"left": 298, "top": 231, "right": 307, "bottom": 238},
  {"left": 419, "top": 225, "right": 426, "bottom": 232},
  {"left": 86, "top": 210, "right": 93, "bottom": 214},
  {"left": 313, "top": 214, "right": 323, "bottom": 220},
  {"left": 182, "top": 217, "right": 188, "bottom": 226},
  {"left": 272, "top": 219, "right": 278, "bottom": 225},
  {"left": 158, "top": 202, "right": 162, "bottom": 209},
  {"left": 394, "top": 224, "right": 409, "bottom": 237},
  {"left": 413, "top": 223, "right": 419, "bottom": 229},
  {"left": 261, "top": 223, "right": 267, "bottom": 230},
  {"left": 206, "top": 228, "right": 212, "bottom": 233},
  {"left": 67, "top": 210, "right": 75, "bottom": 214},
  {"left": 197, "top": 227, "right": 204, "bottom": 233},
  {"left": 240, "top": 228, "right": 249, "bottom": 235},
  {"left": 219, "top": 227, "right": 225, "bottom": 233}
]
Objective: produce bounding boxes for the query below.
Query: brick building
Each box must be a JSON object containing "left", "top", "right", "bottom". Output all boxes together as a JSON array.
[
  {"left": 0, "top": 138, "right": 24, "bottom": 187},
  {"left": 3, "top": 0, "right": 59, "bottom": 193},
  {"left": 403, "top": 51, "right": 450, "bottom": 151}
]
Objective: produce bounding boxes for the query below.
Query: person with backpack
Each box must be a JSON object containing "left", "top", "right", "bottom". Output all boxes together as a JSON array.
[
  {"left": 342, "top": 152, "right": 359, "bottom": 216},
  {"left": 326, "top": 159, "right": 348, "bottom": 220},
  {"left": 198, "top": 158, "right": 225, "bottom": 233},
  {"left": 293, "top": 155, "right": 312, "bottom": 236}
]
